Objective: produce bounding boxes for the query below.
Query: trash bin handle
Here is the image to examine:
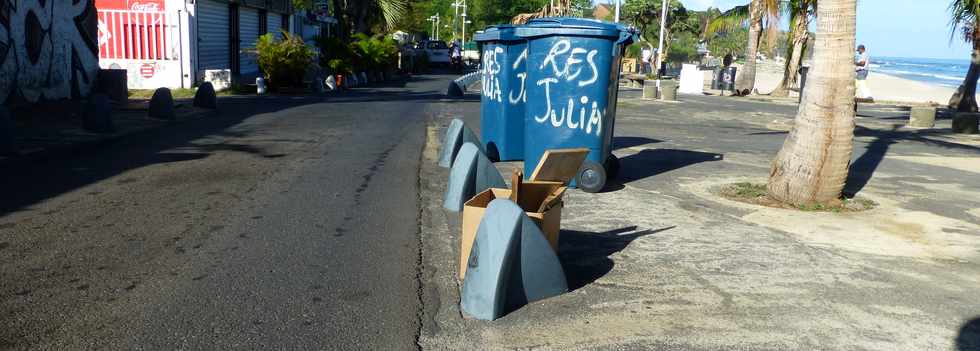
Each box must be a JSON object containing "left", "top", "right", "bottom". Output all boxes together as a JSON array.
[{"left": 614, "top": 30, "right": 637, "bottom": 56}]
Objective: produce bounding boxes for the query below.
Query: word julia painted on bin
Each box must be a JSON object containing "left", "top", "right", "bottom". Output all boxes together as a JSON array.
[
  {"left": 534, "top": 79, "right": 603, "bottom": 135},
  {"left": 508, "top": 48, "right": 528, "bottom": 105}
]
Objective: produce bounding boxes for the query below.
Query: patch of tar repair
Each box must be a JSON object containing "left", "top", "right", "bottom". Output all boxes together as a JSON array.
[{"left": 682, "top": 178, "right": 980, "bottom": 261}]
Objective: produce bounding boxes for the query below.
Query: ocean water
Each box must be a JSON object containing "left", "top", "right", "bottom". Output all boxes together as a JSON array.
[{"left": 870, "top": 56, "right": 970, "bottom": 88}]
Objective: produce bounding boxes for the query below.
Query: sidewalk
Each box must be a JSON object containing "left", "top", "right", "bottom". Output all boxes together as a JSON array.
[{"left": 418, "top": 88, "right": 980, "bottom": 350}]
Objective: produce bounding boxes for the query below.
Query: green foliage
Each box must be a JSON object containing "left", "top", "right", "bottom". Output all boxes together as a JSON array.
[
  {"left": 317, "top": 33, "right": 399, "bottom": 74},
  {"left": 318, "top": 36, "right": 356, "bottom": 72},
  {"left": 948, "top": 0, "right": 980, "bottom": 43},
  {"left": 255, "top": 31, "right": 315, "bottom": 88},
  {"left": 350, "top": 33, "right": 401, "bottom": 71}
]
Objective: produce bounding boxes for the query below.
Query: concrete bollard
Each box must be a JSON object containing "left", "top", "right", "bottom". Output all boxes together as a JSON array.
[
  {"left": 360, "top": 72, "right": 369, "bottom": 85},
  {"left": 83, "top": 94, "right": 115, "bottom": 133},
  {"left": 325, "top": 75, "right": 337, "bottom": 91},
  {"left": 447, "top": 81, "right": 465, "bottom": 98},
  {"left": 642, "top": 80, "right": 658, "bottom": 99},
  {"left": 96, "top": 69, "right": 129, "bottom": 103},
  {"left": 908, "top": 106, "right": 936, "bottom": 128},
  {"left": 193, "top": 82, "right": 217, "bottom": 109},
  {"left": 0, "top": 106, "right": 16, "bottom": 155},
  {"left": 460, "top": 199, "right": 568, "bottom": 321},
  {"left": 660, "top": 80, "right": 679, "bottom": 101},
  {"left": 953, "top": 112, "right": 980, "bottom": 134},
  {"left": 438, "top": 118, "right": 483, "bottom": 168},
  {"left": 148, "top": 88, "right": 175, "bottom": 120},
  {"left": 443, "top": 142, "right": 506, "bottom": 212}
]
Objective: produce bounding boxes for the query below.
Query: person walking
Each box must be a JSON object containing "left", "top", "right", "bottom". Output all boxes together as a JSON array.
[
  {"left": 641, "top": 46, "right": 653, "bottom": 75},
  {"left": 855, "top": 44, "right": 873, "bottom": 100}
]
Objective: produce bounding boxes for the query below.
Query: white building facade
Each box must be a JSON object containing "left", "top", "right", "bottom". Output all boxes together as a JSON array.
[{"left": 96, "top": 0, "right": 306, "bottom": 90}]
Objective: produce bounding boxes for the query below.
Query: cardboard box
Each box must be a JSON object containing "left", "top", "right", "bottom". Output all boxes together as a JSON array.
[{"left": 458, "top": 148, "right": 588, "bottom": 280}]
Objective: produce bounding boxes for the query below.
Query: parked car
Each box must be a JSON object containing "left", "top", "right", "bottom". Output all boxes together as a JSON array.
[{"left": 423, "top": 40, "right": 451, "bottom": 65}]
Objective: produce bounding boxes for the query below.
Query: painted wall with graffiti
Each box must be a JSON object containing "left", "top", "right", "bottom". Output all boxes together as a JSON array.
[{"left": 0, "top": 0, "right": 101, "bottom": 105}]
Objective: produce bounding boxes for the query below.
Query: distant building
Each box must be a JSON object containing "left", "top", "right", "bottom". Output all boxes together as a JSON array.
[
  {"left": 593, "top": 3, "right": 614, "bottom": 21},
  {"left": 95, "top": 0, "right": 334, "bottom": 90}
]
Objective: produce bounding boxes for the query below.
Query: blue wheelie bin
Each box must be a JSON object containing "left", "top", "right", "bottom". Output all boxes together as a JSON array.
[
  {"left": 516, "top": 18, "right": 636, "bottom": 192},
  {"left": 475, "top": 25, "right": 528, "bottom": 162}
]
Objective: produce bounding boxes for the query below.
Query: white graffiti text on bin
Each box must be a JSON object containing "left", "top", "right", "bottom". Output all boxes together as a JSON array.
[
  {"left": 508, "top": 48, "right": 528, "bottom": 104},
  {"left": 533, "top": 40, "right": 603, "bottom": 135},
  {"left": 481, "top": 47, "right": 504, "bottom": 102}
]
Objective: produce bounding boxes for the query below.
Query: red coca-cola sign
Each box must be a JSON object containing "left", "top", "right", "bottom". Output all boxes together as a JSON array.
[
  {"left": 140, "top": 63, "right": 156, "bottom": 78},
  {"left": 95, "top": 0, "right": 165, "bottom": 11}
]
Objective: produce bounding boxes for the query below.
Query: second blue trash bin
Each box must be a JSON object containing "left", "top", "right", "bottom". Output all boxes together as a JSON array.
[
  {"left": 475, "top": 25, "right": 528, "bottom": 162},
  {"left": 516, "top": 18, "right": 636, "bottom": 192}
]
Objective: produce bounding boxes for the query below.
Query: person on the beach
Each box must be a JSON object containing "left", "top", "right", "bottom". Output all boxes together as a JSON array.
[
  {"left": 641, "top": 46, "right": 653, "bottom": 74},
  {"left": 855, "top": 45, "right": 873, "bottom": 99}
]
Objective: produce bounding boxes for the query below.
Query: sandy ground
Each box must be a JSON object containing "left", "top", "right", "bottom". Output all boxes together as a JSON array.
[{"left": 753, "top": 66, "right": 960, "bottom": 105}]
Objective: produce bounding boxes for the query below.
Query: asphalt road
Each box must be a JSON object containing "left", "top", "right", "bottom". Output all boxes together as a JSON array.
[{"left": 0, "top": 74, "right": 457, "bottom": 349}]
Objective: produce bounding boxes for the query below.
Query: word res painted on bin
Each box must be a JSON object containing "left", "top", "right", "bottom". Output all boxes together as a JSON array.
[{"left": 533, "top": 39, "right": 604, "bottom": 136}]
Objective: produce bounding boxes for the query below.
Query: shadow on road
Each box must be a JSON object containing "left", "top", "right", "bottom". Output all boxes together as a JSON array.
[
  {"left": 613, "top": 136, "right": 663, "bottom": 150},
  {"left": 615, "top": 149, "right": 723, "bottom": 185},
  {"left": 0, "top": 98, "right": 313, "bottom": 217},
  {"left": 559, "top": 226, "right": 674, "bottom": 291}
]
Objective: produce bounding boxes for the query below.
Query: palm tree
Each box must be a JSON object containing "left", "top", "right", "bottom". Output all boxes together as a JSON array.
[
  {"left": 331, "top": 0, "right": 408, "bottom": 39},
  {"left": 706, "top": 0, "right": 780, "bottom": 96},
  {"left": 770, "top": 0, "right": 816, "bottom": 97},
  {"left": 767, "top": 0, "right": 857, "bottom": 205},
  {"left": 948, "top": 0, "right": 980, "bottom": 112}
]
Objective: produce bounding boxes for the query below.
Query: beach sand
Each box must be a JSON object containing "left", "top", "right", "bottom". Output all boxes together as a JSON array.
[{"left": 751, "top": 63, "right": 959, "bottom": 105}]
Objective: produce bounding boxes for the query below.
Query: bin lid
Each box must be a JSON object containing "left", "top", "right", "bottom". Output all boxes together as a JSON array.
[
  {"left": 516, "top": 17, "right": 630, "bottom": 39},
  {"left": 529, "top": 148, "right": 590, "bottom": 184},
  {"left": 474, "top": 25, "right": 521, "bottom": 42}
]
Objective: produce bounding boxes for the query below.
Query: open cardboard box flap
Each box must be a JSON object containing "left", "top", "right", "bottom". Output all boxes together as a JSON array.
[{"left": 528, "top": 148, "right": 590, "bottom": 185}]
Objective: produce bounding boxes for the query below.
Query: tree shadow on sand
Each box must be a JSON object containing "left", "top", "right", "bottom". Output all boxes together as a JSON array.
[{"left": 957, "top": 317, "right": 980, "bottom": 351}]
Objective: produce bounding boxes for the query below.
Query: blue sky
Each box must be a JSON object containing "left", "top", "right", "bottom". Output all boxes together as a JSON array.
[{"left": 594, "top": 0, "right": 972, "bottom": 60}]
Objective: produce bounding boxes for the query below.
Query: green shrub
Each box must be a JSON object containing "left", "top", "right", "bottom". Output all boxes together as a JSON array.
[
  {"left": 255, "top": 31, "right": 314, "bottom": 88},
  {"left": 317, "top": 36, "right": 355, "bottom": 74},
  {"left": 350, "top": 33, "right": 400, "bottom": 72}
]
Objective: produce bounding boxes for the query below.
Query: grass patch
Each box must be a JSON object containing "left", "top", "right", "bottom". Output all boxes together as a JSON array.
[
  {"left": 719, "top": 182, "right": 877, "bottom": 213},
  {"left": 128, "top": 86, "right": 239, "bottom": 99},
  {"left": 128, "top": 88, "right": 198, "bottom": 99}
]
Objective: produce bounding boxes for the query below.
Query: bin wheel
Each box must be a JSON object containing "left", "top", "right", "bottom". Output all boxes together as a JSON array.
[
  {"left": 486, "top": 142, "right": 500, "bottom": 162},
  {"left": 576, "top": 160, "right": 607, "bottom": 193},
  {"left": 605, "top": 154, "right": 620, "bottom": 180}
]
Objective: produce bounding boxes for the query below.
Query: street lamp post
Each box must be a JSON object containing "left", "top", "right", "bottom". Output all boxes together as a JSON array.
[
  {"left": 655, "top": 0, "right": 668, "bottom": 75},
  {"left": 614, "top": 0, "right": 621, "bottom": 23}
]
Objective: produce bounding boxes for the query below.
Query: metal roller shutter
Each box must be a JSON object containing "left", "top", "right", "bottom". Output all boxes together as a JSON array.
[
  {"left": 197, "top": 0, "right": 230, "bottom": 71},
  {"left": 268, "top": 12, "right": 283, "bottom": 37},
  {"left": 239, "top": 7, "right": 261, "bottom": 75}
]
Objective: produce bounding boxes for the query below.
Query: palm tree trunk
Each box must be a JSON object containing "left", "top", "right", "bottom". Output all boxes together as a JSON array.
[
  {"left": 771, "top": 15, "right": 809, "bottom": 97},
  {"left": 955, "top": 39, "right": 980, "bottom": 112},
  {"left": 767, "top": 0, "right": 857, "bottom": 206},
  {"left": 735, "top": 0, "right": 763, "bottom": 95}
]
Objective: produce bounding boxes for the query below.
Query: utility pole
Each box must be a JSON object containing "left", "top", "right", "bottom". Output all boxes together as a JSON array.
[
  {"left": 655, "top": 0, "right": 668, "bottom": 75},
  {"left": 614, "top": 0, "right": 621, "bottom": 23}
]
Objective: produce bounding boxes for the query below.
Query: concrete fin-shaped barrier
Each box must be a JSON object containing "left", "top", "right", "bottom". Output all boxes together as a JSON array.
[
  {"left": 438, "top": 119, "right": 483, "bottom": 168},
  {"left": 443, "top": 143, "right": 505, "bottom": 212},
  {"left": 461, "top": 199, "right": 568, "bottom": 321}
]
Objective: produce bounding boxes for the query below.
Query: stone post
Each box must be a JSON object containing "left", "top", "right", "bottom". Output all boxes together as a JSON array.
[{"left": 908, "top": 106, "right": 936, "bottom": 128}]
